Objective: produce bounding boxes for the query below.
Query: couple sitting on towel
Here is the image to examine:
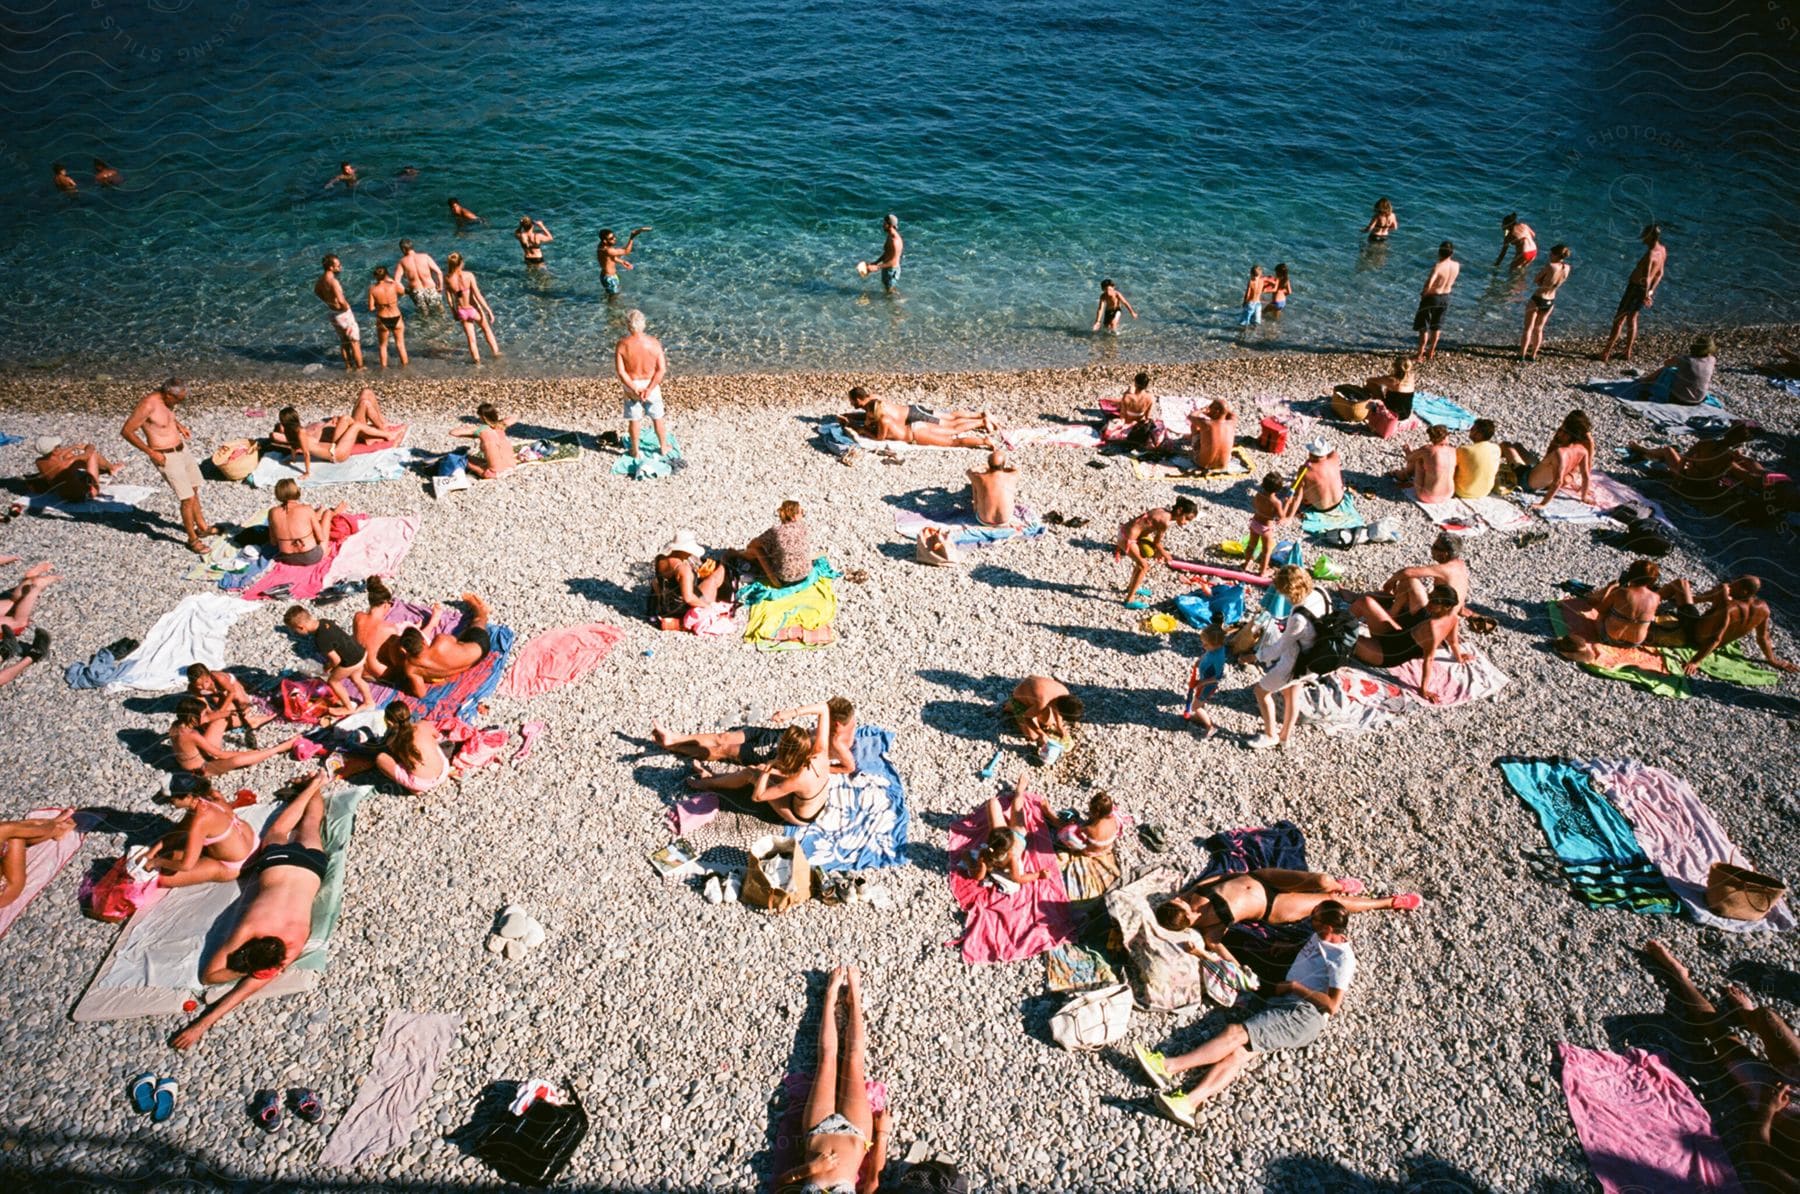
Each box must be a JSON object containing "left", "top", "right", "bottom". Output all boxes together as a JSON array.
[
  {"left": 1557, "top": 562, "right": 1797, "bottom": 676},
  {"left": 652, "top": 504, "right": 819, "bottom": 631},
  {"left": 1347, "top": 533, "right": 1485, "bottom": 689},
  {"left": 653, "top": 697, "right": 857, "bottom": 825}
]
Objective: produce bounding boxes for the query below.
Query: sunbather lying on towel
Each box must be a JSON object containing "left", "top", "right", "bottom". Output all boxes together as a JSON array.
[
  {"left": 1350, "top": 582, "right": 1468, "bottom": 698},
  {"left": 170, "top": 696, "right": 303, "bottom": 777},
  {"left": 653, "top": 696, "right": 857, "bottom": 774},
  {"left": 0, "top": 811, "right": 77, "bottom": 907},
  {"left": 1501, "top": 409, "right": 1595, "bottom": 507},
  {"left": 186, "top": 663, "right": 276, "bottom": 744},
  {"left": 856, "top": 399, "right": 995, "bottom": 449},
  {"left": 683, "top": 702, "right": 835, "bottom": 824},
  {"left": 1628, "top": 423, "right": 1765, "bottom": 489},
  {"left": 145, "top": 777, "right": 257, "bottom": 888},
  {"left": 31, "top": 436, "right": 125, "bottom": 501},
  {"left": 843, "top": 385, "right": 993, "bottom": 435},
  {"left": 1003, "top": 675, "right": 1085, "bottom": 764},
  {"left": 1647, "top": 576, "right": 1798, "bottom": 676},
  {"left": 953, "top": 781, "right": 1050, "bottom": 890},
  {"left": 172, "top": 770, "right": 332, "bottom": 1050},
  {"left": 0, "top": 558, "right": 55, "bottom": 686},
  {"left": 1157, "top": 868, "right": 1419, "bottom": 941},
  {"left": 1350, "top": 534, "right": 1472, "bottom": 626},
  {"left": 380, "top": 592, "right": 493, "bottom": 697},
  {"left": 1642, "top": 940, "right": 1800, "bottom": 1193},
  {"left": 775, "top": 964, "right": 889, "bottom": 1194},
  {"left": 270, "top": 391, "right": 403, "bottom": 474}
]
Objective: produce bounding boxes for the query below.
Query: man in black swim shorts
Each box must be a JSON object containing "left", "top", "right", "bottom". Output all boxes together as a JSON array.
[
  {"left": 1411, "top": 241, "right": 1460, "bottom": 363},
  {"left": 842, "top": 386, "right": 993, "bottom": 435},
  {"left": 173, "top": 771, "right": 333, "bottom": 1050},
  {"left": 389, "top": 592, "right": 496, "bottom": 697}
]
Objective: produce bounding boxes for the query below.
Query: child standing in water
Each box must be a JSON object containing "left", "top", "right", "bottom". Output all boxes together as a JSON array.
[
  {"left": 1093, "top": 278, "right": 1138, "bottom": 333},
  {"left": 1265, "top": 263, "right": 1292, "bottom": 314},
  {"left": 1247, "top": 472, "right": 1302, "bottom": 575},
  {"left": 1240, "top": 266, "right": 1266, "bottom": 326}
]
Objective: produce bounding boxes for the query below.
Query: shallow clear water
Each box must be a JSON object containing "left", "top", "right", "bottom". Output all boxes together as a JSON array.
[{"left": 1, "top": 0, "right": 1797, "bottom": 377}]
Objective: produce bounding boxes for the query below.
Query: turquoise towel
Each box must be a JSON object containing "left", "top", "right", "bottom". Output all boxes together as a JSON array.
[
  {"left": 1496, "top": 758, "right": 1678, "bottom": 915},
  {"left": 1410, "top": 392, "right": 1476, "bottom": 431},
  {"left": 1300, "top": 493, "right": 1363, "bottom": 534}
]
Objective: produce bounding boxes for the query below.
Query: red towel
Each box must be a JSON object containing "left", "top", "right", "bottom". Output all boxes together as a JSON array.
[
  {"left": 947, "top": 793, "right": 1074, "bottom": 963},
  {"left": 496, "top": 623, "right": 623, "bottom": 698}
]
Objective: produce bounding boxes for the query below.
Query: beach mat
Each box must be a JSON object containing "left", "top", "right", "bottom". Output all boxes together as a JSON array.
[
  {"left": 1558, "top": 1043, "right": 1741, "bottom": 1193},
  {"left": 1546, "top": 598, "right": 1778, "bottom": 698},
  {"left": 24, "top": 483, "right": 158, "bottom": 516},
  {"left": 0, "top": 810, "right": 89, "bottom": 943},
  {"left": 1412, "top": 494, "right": 1534, "bottom": 536},
  {"left": 1496, "top": 758, "right": 1679, "bottom": 915},
  {"left": 1388, "top": 645, "right": 1510, "bottom": 707},
  {"left": 105, "top": 593, "right": 257, "bottom": 693},
  {"left": 741, "top": 558, "right": 838, "bottom": 652},
  {"left": 891, "top": 503, "right": 1045, "bottom": 548},
  {"left": 73, "top": 785, "right": 368, "bottom": 1021},
  {"left": 787, "top": 726, "right": 909, "bottom": 871},
  {"left": 1131, "top": 445, "right": 1253, "bottom": 481},
  {"left": 1301, "top": 492, "right": 1364, "bottom": 534},
  {"left": 496, "top": 622, "right": 622, "bottom": 699},
  {"left": 235, "top": 516, "right": 420, "bottom": 602},
  {"left": 320, "top": 1011, "right": 462, "bottom": 1168},
  {"left": 514, "top": 431, "right": 581, "bottom": 465},
  {"left": 248, "top": 443, "right": 413, "bottom": 489},
  {"left": 998, "top": 424, "right": 1102, "bottom": 450}
]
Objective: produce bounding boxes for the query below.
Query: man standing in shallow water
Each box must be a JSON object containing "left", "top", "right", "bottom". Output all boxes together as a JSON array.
[
  {"left": 1600, "top": 223, "right": 1667, "bottom": 365},
  {"left": 395, "top": 239, "right": 444, "bottom": 317},
  {"left": 858, "top": 214, "right": 904, "bottom": 293},
  {"left": 314, "top": 255, "right": 364, "bottom": 371},
  {"left": 596, "top": 227, "right": 651, "bottom": 297},
  {"left": 122, "top": 379, "right": 213, "bottom": 553},
  {"left": 615, "top": 309, "right": 672, "bottom": 461},
  {"left": 1412, "top": 241, "right": 1460, "bottom": 362}
]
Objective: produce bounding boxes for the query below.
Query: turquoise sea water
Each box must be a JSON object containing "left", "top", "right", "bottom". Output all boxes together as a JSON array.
[{"left": 1, "top": 0, "right": 1797, "bottom": 377}]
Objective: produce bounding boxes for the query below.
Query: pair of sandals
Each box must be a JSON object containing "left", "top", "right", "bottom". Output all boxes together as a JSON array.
[
  {"left": 251, "top": 1087, "right": 324, "bottom": 1132},
  {"left": 1041, "top": 511, "right": 1090, "bottom": 529},
  {"left": 128, "top": 1073, "right": 178, "bottom": 1124},
  {"left": 1124, "top": 586, "right": 1154, "bottom": 611},
  {"left": 0, "top": 626, "right": 50, "bottom": 664}
]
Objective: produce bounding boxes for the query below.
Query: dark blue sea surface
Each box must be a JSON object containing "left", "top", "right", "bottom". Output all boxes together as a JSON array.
[{"left": 1, "top": 0, "right": 1796, "bottom": 376}]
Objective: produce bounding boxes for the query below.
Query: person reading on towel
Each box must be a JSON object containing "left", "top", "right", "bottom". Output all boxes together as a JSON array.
[
  {"left": 955, "top": 778, "right": 1051, "bottom": 889},
  {"left": 448, "top": 402, "right": 515, "bottom": 480},
  {"left": 842, "top": 386, "right": 993, "bottom": 435},
  {"left": 1298, "top": 440, "right": 1346, "bottom": 512},
  {"left": 737, "top": 500, "right": 814, "bottom": 586},
  {"left": 31, "top": 436, "right": 125, "bottom": 502},
  {"left": 169, "top": 696, "right": 302, "bottom": 777},
  {"left": 653, "top": 696, "right": 857, "bottom": 773},
  {"left": 1641, "top": 940, "right": 1800, "bottom": 1192},
  {"left": 1393, "top": 424, "right": 1456, "bottom": 503},
  {"left": 774, "top": 965, "right": 889, "bottom": 1194},
  {"left": 1046, "top": 791, "right": 1119, "bottom": 859},
  {"left": 682, "top": 702, "right": 835, "bottom": 825},
  {"left": 1003, "top": 675, "right": 1084, "bottom": 765},
  {"left": 173, "top": 771, "right": 334, "bottom": 1050},
  {"left": 0, "top": 811, "right": 78, "bottom": 908},
  {"left": 1501, "top": 409, "right": 1595, "bottom": 507},
  {"left": 267, "top": 479, "right": 345, "bottom": 567},
  {"left": 144, "top": 777, "right": 257, "bottom": 888},
  {"left": 1351, "top": 582, "right": 1469, "bottom": 696},
  {"left": 185, "top": 663, "right": 276, "bottom": 747},
  {"left": 269, "top": 390, "right": 401, "bottom": 474},
  {"left": 858, "top": 399, "right": 995, "bottom": 449},
  {"left": 650, "top": 531, "right": 729, "bottom": 631},
  {"left": 967, "top": 450, "right": 1022, "bottom": 528},
  {"left": 384, "top": 592, "right": 494, "bottom": 697},
  {"left": 1132, "top": 902, "right": 1363, "bottom": 1126},
  {"left": 1188, "top": 399, "right": 1237, "bottom": 472},
  {"left": 1648, "top": 574, "right": 1799, "bottom": 676}
]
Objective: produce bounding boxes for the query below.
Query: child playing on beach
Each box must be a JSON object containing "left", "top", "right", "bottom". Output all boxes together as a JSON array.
[
  {"left": 957, "top": 779, "right": 1050, "bottom": 892},
  {"left": 1184, "top": 623, "right": 1229, "bottom": 738},
  {"left": 449, "top": 402, "right": 514, "bottom": 480},
  {"left": 282, "top": 604, "right": 374, "bottom": 716},
  {"left": 1247, "top": 473, "right": 1302, "bottom": 575},
  {"left": 1117, "top": 498, "right": 1199, "bottom": 608},
  {"left": 1047, "top": 790, "right": 1120, "bottom": 859},
  {"left": 1239, "top": 266, "right": 1266, "bottom": 327}
]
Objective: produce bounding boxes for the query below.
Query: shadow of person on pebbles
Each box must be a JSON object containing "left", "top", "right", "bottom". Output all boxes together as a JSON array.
[
  {"left": 1030, "top": 621, "right": 1171, "bottom": 658},
  {"left": 967, "top": 561, "right": 1097, "bottom": 599},
  {"left": 566, "top": 577, "right": 646, "bottom": 620},
  {"left": 881, "top": 486, "right": 959, "bottom": 517},
  {"left": 1264, "top": 1153, "right": 1541, "bottom": 1193},
  {"left": 115, "top": 727, "right": 174, "bottom": 772},
  {"left": 921, "top": 698, "right": 1000, "bottom": 743},
  {"left": 1727, "top": 958, "right": 1800, "bottom": 1006}
]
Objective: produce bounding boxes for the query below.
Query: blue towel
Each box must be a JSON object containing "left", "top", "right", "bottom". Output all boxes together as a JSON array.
[
  {"left": 817, "top": 421, "right": 859, "bottom": 459},
  {"left": 64, "top": 648, "right": 124, "bottom": 689},
  {"left": 610, "top": 430, "right": 683, "bottom": 478},
  {"left": 217, "top": 555, "right": 274, "bottom": 592},
  {"left": 1197, "top": 821, "right": 1313, "bottom": 984},
  {"left": 788, "top": 725, "right": 910, "bottom": 871},
  {"left": 1300, "top": 494, "right": 1363, "bottom": 535},
  {"left": 1768, "top": 377, "right": 1800, "bottom": 399},
  {"left": 1409, "top": 392, "right": 1477, "bottom": 431},
  {"left": 1496, "top": 758, "right": 1678, "bottom": 914},
  {"left": 409, "top": 624, "right": 516, "bottom": 723}
]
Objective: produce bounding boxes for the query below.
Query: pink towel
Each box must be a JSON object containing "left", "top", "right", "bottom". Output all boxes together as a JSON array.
[
  {"left": 1388, "top": 645, "right": 1510, "bottom": 708},
  {"left": 322, "top": 516, "right": 420, "bottom": 589},
  {"left": 1558, "top": 1042, "right": 1741, "bottom": 1194},
  {"left": 320, "top": 1012, "right": 461, "bottom": 1168},
  {"left": 946, "top": 794, "right": 1074, "bottom": 963},
  {"left": 668, "top": 793, "right": 719, "bottom": 836},
  {"left": 1587, "top": 759, "right": 1794, "bottom": 933},
  {"left": 774, "top": 1071, "right": 887, "bottom": 1187},
  {"left": 497, "top": 622, "right": 624, "bottom": 698},
  {"left": 0, "top": 809, "right": 85, "bottom": 942}
]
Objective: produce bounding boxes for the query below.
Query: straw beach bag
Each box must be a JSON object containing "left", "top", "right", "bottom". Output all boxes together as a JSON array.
[
  {"left": 212, "top": 439, "right": 259, "bottom": 481},
  {"left": 1704, "top": 862, "right": 1786, "bottom": 922}
]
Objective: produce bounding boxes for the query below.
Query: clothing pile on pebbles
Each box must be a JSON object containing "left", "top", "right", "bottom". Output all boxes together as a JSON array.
[{"left": 0, "top": 325, "right": 1794, "bottom": 1191}]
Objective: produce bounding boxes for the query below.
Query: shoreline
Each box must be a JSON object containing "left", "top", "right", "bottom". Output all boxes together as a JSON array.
[{"left": 2, "top": 321, "right": 1795, "bottom": 414}]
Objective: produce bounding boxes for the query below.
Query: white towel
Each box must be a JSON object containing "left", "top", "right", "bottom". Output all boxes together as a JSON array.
[
  {"left": 25, "top": 483, "right": 158, "bottom": 515},
  {"left": 105, "top": 593, "right": 255, "bottom": 692},
  {"left": 248, "top": 448, "right": 411, "bottom": 489},
  {"left": 320, "top": 1012, "right": 462, "bottom": 1167}
]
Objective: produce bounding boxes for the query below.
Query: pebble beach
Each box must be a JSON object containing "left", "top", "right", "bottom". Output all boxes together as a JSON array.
[{"left": 0, "top": 321, "right": 1796, "bottom": 1193}]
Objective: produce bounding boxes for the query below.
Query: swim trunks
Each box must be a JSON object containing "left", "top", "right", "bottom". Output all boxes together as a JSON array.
[
  {"left": 880, "top": 265, "right": 899, "bottom": 289},
  {"left": 1616, "top": 282, "right": 1649, "bottom": 316},
  {"left": 624, "top": 384, "right": 665, "bottom": 422},
  {"left": 1244, "top": 995, "right": 1329, "bottom": 1052},
  {"left": 331, "top": 309, "right": 359, "bottom": 338},
  {"left": 1520, "top": 248, "right": 1538, "bottom": 264},
  {"left": 248, "top": 841, "right": 328, "bottom": 881},
  {"left": 456, "top": 622, "right": 492, "bottom": 658},
  {"left": 734, "top": 724, "right": 784, "bottom": 766},
  {"left": 154, "top": 443, "right": 203, "bottom": 501},
  {"left": 407, "top": 286, "right": 440, "bottom": 314},
  {"left": 905, "top": 404, "right": 940, "bottom": 425},
  {"left": 1413, "top": 293, "right": 1450, "bottom": 333},
  {"left": 602, "top": 274, "right": 621, "bottom": 296}
]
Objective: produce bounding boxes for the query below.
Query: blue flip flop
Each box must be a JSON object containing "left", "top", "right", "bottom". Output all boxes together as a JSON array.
[
  {"left": 151, "top": 1078, "right": 177, "bottom": 1124},
  {"left": 129, "top": 1072, "right": 157, "bottom": 1115}
]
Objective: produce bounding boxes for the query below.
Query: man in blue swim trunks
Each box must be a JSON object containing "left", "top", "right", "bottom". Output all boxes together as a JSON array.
[
  {"left": 859, "top": 214, "right": 904, "bottom": 292},
  {"left": 596, "top": 226, "right": 651, "bottom": 297}
]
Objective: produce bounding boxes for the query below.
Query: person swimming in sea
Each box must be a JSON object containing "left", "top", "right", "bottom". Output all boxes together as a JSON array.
[{"left": 447, "top": 197, "right": 482, "bottom": 224}]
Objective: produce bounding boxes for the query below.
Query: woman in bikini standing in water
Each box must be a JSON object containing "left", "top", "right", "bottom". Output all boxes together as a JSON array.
[
  {"left": 444, "top": 253, "right": 501, "bottom": 364},
  {"left": 144, "top": 778, "right": 257, "bottom": 888},
  {"left": 1520, "top": 243, "right": 1572, "bottom": 362}
]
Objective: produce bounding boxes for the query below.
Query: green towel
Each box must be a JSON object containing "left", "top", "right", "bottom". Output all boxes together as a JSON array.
[
  {"left": 292, "top": 784, "right": 370, "bottom": 973},
  {"left": 1543, "top": 601, "right": 1688, "bottom": 698},
  {"left": 1663, "top": 642, "right": 1780, "bottom": 688}
]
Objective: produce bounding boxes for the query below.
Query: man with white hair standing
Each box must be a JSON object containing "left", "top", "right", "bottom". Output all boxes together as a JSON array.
[{"left": 614, "top": 309, "right": 672, "bottom": 462}]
